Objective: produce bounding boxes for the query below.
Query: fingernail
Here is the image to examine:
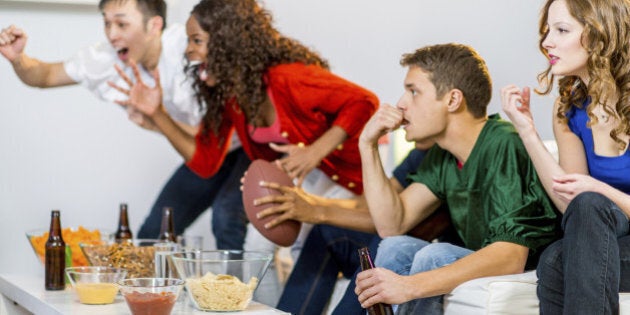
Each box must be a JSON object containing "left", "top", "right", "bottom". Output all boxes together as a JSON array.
[{"left": 264, "top": 223, "right": 270, "bottom": 229}]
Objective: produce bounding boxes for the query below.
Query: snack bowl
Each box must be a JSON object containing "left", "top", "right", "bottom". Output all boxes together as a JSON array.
[
  {"left": 118, "top": 278, "right": 184, "bottom": 315},
  {"left": 65, "top": 266, "right": 127, "bottom": 304},
  {"left": 26, "top": 227, "right": 113, "bottom": 267},
  {"left": 171, "top": 250, "right": 273, "bottom": 311},
  {"left": 80, "top": 239, "right": 162, "bottom": 278}
]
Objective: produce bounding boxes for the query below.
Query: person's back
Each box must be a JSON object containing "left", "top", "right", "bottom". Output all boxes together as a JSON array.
[{"left": 355, "top": 43, "right": 561, "bottom": 314}]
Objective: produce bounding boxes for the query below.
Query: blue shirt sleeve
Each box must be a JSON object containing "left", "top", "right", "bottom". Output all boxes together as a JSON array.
[{"left": 393, "top": 149, "right": 427, "bottom": 188}]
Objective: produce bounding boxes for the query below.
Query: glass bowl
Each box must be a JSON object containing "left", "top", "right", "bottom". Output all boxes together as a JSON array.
[
  {"left": 80, "top": 239, "right": 162, "bottom": 278},
  {"left": 26, "top": 227, "right": 113, "bottom": 267},
  {"left": 65, "top": 266, "right": 127, "bottom": 304},
  {"left": 171, "top": 250, "right": 273, "bottom": 311},
  {"left": 118, "top": 278, "right": 184, "bottom": 315}
]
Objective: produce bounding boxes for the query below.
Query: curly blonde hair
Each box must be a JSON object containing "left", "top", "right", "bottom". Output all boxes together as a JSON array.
[
  {"left": 189, "top": 0, "right": 328, "bottom": 134},
  {"left": 536, "top": 0, "right": 630, "bottom": 149}
]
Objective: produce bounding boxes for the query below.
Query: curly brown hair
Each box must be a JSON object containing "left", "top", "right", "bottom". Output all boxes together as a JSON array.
[
  {"left": 536, "top": 0, "right": 630, "bottom": 149},
  {"left": 189, "top": 0, "right": 329, "bottom": 134}
]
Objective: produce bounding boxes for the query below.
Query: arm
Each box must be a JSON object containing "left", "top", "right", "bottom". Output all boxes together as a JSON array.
[
  {"left": 356, "top": 242, "right": 528, "bottom": 306},
  {"left": 0, "top": 25, "right": 75, "bottom": 87},
  {"left": 111, "top": 62, "right": 197, "bottom": 160},
  {"left": 256, "top": 176, "right": 405, "bottom": 233},
  {"left": 359, "top": 105, "right": 440, "bottom": 236},
  {"left": 552, "top": 173, "right": 630, "bottom": 217},
  {"left": 501, "top": 85, "right": 587, "bottom": 212}
]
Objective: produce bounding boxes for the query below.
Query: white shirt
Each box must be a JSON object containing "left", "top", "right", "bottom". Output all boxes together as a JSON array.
[{"left": 63, "top": 24, "right": 203, "bottom": 126}]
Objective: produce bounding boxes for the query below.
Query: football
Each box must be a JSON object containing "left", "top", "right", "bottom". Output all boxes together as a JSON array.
[{"left": 241, "top": 159, "right": 301, "bottom": 247}]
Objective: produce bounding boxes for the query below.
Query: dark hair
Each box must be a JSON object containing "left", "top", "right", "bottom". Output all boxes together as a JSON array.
[
  {"left": 400, "top": 43, "right": 492, "bottom": 118},
  {"left": 536, "top": 0, "right": 630, "bottom": 148},
  {"left": 99, "top": 0, "right": 167, "bottom": 30},
  {"left": 190, "top": 0, "right": 328, "bottom": 134}
]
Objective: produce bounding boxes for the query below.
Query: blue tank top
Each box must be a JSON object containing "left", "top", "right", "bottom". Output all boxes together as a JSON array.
[{"left": 567, "top": 104, "right": 630, "bottom": 194}]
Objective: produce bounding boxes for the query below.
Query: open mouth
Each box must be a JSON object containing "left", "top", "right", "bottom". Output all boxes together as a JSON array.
[
  {"left": 117, "top": 48, "right": 129, "bottom": 62},
  {"left": 188, "top": 61, "right": 208, "bottom": 81}
]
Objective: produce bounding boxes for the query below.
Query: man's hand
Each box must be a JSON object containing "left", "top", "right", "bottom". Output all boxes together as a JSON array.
[
  {"left": 109, "top": 61, "right": 165, "bottom": 119},
  {"left": 359, "top": 104, "right": 403, "bottom": 147},
  {"left": 355, "top": 268, "right": 416, "bottom": 308},
  {"left": 253, "top": 181, "right": 322, "bottom": 228},
  {"left": 0, "top": 25, "right": 27, "bottom": 62}
]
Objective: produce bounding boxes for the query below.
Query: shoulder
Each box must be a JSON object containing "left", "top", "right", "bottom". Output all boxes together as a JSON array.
[
  {"left": 160, "top": 24, "right": 188, "bottom": 56},
  {"left": 479, "top": 115, "right": 528, "bottom": 158},
  {"left": 266, "top": 63, "right": 328, "bottom": 78}
]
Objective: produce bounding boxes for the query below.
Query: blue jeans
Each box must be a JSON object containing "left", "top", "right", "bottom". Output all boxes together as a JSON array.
[
  {"left": 276, "top": 224, "right": 376, "bottom": 315},
  {"left": 137, "top": 148, "right": 251, "bottom": 250},
  {"left": 374, "top": 235, "right": 473, "bottom": 315},
  {"left": 537, "top": 192, "right": 630, "bottom": 315}
]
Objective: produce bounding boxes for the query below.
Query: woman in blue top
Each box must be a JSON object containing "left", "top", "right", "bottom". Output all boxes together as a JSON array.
[{"left": 502, "top": 0, "right": 630, "bottom": 313}]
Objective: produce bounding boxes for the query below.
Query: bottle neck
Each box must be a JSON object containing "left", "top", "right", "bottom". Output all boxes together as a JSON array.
[
  {"left": 48, "top": 210, "right": 64, "bottom": 242},
  {"left": 159, "top": 207, "right": 176, "bottom": 242}
]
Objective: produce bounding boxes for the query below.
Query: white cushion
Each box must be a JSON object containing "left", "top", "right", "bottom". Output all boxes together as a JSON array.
[{"left": 444, "top": 271, "right": 539, "bottom": 315}]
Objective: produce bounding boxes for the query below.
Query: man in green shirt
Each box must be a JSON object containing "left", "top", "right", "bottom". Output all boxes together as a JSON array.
[{"left": 355, "top": 43, "right": 561, "bottom": 314}]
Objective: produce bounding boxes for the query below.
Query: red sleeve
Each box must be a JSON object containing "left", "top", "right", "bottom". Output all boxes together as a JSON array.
[
  {"left": 268, "top": 64, "right": 379, "bottom": 138},
  {"left": 185, "top": 119, "right": 234, "bottom": 178}
]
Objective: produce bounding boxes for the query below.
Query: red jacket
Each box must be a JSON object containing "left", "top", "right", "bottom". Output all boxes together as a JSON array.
[{"left": 187, "top": 63, "right": 379, "bottom": 194}]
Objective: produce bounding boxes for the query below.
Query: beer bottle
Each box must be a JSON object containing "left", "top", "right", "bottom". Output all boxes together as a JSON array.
[
  {"left": 45, "top": 210, "right": 66, "bottom": 290},
  {"left": 358, "top": 247, "right": 394, "bottom": 315},
  {"left": 115, "top": 203, "right": 133, "bottom": 242},
  {"left": 158, "top": 207, "right": 176, "bottom": 242}
]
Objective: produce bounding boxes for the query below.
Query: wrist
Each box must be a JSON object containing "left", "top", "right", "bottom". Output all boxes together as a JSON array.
[
  {"left": 358, "top": 136, "right": 379, "bottom": 151},
  {"left": 10, "top": 53, "right": 25, "bottom": 67}
]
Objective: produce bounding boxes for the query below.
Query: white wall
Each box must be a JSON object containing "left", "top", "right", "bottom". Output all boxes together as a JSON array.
[{"left": 0, "top": 0, "right": 554, "bottom": 275}]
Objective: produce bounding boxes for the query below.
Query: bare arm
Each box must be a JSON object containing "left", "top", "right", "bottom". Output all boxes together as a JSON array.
[
  {"left": 359, "top": 105, "right": 441, "bottom": 236},
  {"left": 111, "top": 62, "right": 197, "bottom": 160},
  {"left": 257, "top": 176, "right": 406, "bottom": 233},
  {"left": 0, "top": 25, "right": 75, "bottom": 87},
  {"left": 356, "top": 242, "right": 529, "bottom": 306},
  {"left": 501, "top": 85, "right": 587, "bottom": 212}
]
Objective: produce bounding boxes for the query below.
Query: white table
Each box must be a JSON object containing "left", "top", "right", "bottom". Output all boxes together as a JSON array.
[{"left": 0, "top": 274, "right": 289, "bottom": 315}]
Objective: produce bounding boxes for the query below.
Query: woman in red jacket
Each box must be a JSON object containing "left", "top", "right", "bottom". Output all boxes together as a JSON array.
[{"left": 112, "top": 0, "right": 378, "bottom": 270}]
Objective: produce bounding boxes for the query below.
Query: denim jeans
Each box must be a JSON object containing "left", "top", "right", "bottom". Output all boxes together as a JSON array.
[
  {"left": 537, "top": 192, "right": 630, "bottom": 315},
  {"left": 137, "top": 148, "right": 251, "bottom": 250},
  {"left": 374, "top": 235, "right": 473, "bottom": 315},
  {"left": 276, "top": 224, "right": 376, "bottom": 315}
]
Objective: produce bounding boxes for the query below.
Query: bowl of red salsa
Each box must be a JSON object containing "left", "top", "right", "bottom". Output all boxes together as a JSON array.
[{"left": 117, "top": 278, "right": 184, "bottom": 315}]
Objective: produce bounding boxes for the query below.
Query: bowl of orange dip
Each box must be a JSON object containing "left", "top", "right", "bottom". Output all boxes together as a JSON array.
[{"left": 65, "top": 266, "right": 127, "bottom": 304}]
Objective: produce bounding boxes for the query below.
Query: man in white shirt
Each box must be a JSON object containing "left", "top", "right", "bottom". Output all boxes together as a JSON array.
[{"left": 0, "top": 0, "right": 249, "bottom": 251}]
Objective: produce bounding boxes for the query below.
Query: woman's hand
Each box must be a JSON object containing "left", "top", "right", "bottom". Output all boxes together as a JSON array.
[
  {"left": 501, "top": 85, "right": 534, "bottom": 134},
  {"left": 269, "top": 142, "right": 320, "bottom": 186},
  {"left": 552, "top": 173, "right": 603, "bottom": 203}
]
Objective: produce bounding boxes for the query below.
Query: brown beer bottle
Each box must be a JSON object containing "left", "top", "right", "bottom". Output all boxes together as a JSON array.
[
  {"left": 45, "top": 210, "right": 66, "bottom": 290},
  {"left": 115, "top": 203, "right": 133, "bottom": 242},
  {"left": 158, "top": 207, "right": 176, "bottom": 242},
  {"left": 358, "top": 247, "right": 394, "bottom": 315}
]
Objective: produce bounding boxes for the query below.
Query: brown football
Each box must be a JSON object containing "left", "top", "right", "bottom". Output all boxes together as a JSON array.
[{"left": 242, "top": 159, "right": 301, "bottom": 247}]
